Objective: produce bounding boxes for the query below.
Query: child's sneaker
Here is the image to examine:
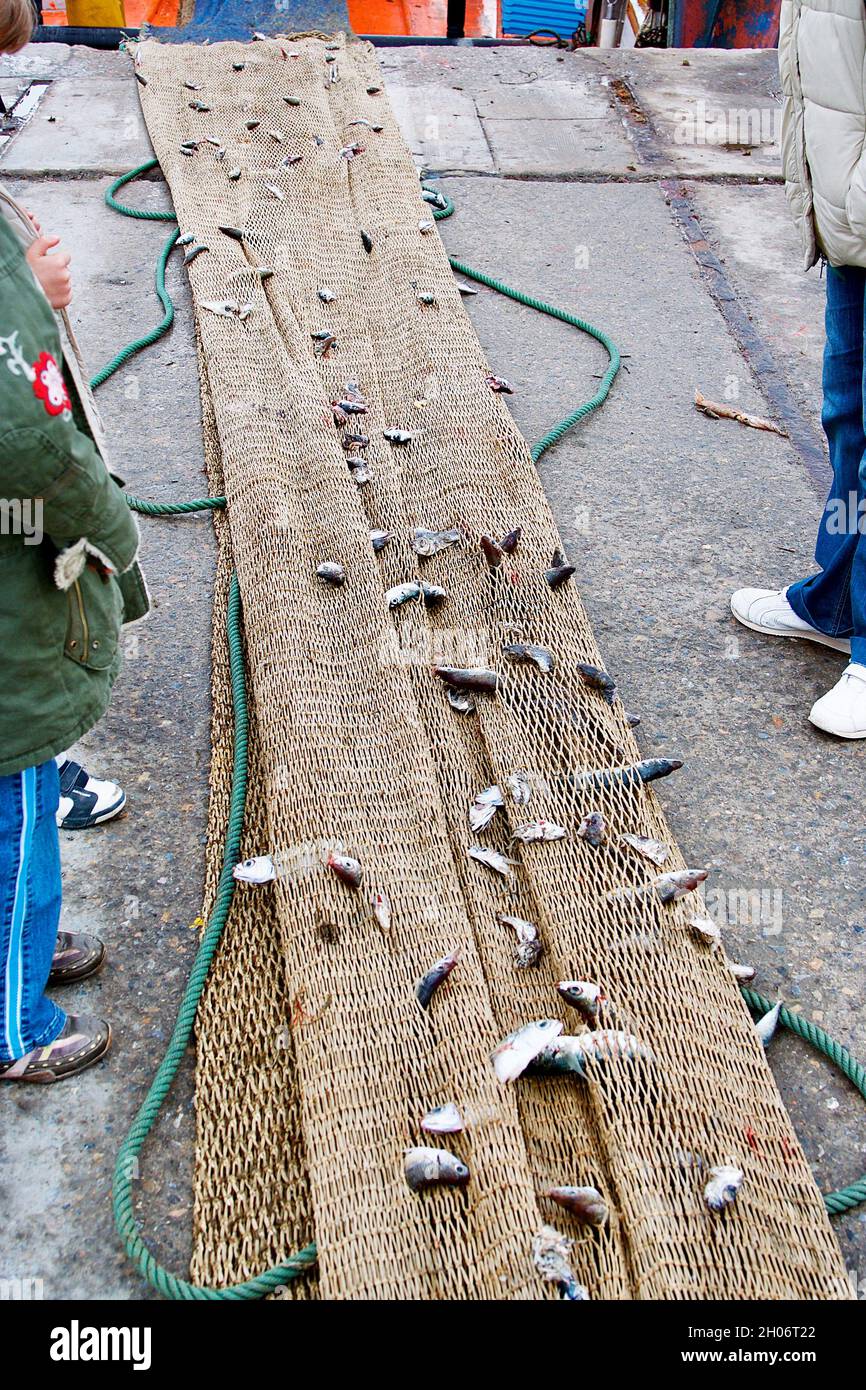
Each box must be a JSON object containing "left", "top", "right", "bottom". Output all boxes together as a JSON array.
[{"left": 56, "top": 758, "right": 126, "bottom": 830}]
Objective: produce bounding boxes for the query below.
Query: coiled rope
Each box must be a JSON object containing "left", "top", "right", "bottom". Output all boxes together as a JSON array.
[{"left": 97, "top": 160, "right": 864, "bottom": 1301}]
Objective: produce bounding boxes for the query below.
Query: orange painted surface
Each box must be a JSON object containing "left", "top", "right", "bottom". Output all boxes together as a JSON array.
[{"left": 43, "top": 0, "right": 181, "bottom": 23}]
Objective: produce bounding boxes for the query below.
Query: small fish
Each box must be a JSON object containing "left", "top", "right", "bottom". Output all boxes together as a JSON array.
[
  {"left": 480, "top": 533, "right": 505, "bottom": 569},
  {"left": 342, "top": 432, "right": 369, "bottom": 450},
  {"left": 498, "top": 914, "right": 542, "bottom": 968},
  {"left": 469, "top": 785, "right": 504, "bottom": 833},
  {"left": 348, "top": 461, "right": 370, "bottom": 485},
  {"left": 232, "top": 61, "right": 246, "bottom": 71},
  {"left": 506, "top": 770, "right": 532, "bottom": 806},
  {"left": 316, "top": 561, "right": 345, "bottom": 586},
  {"left": 135, "top": 72, "right": 148, "bottom": 87},
  {"left": 179, "top": 147, "right": 195, "bottom": 157},
  {"left": 556, "top": 980, "right": 606, "bottom": 1022},
  {"left": 386, "top": 581, "right": 421, "bottom": 610},
  {"left": 411, "top": 527, "right": 461, "bottom": 558},
  {"left": 577, "top": 662, "right": 617, "bottom": 704},
  {"left": 312, "top": 333, "right": 337, "bottom": 358},
  {"left": 202, "top": 299, "right": 241, "bottom": 318},
  {"left": 468, "top": 845, "right": 513, "bottom": 879},
  {"left": 348, "top": 118, "right": 372, "bottom": 129},
  {"left": 690, "top": 914, "right": 721, "bottom": 947},
  {"left": 455, "top": 280, "right": 478, "bottom": 296},
  {"left": 704, "top": 1165, "right": 743, "bottom": 1213},
  {"left": 504, "top": 643, "right": 555, "bottom": 674},
  {"left": 421, "top": 187, "right": 447, "bottom": 208},
  {"left": 284, "top": 95, "right": 301, "bottom": 106},
  {"left": 434, "top": 667, "right": 499, "bottom": 694},
  {"left": 326, "top": 851, "right": 362, "bottom": 888},
  {"left": 183, "top": 81, "right": 200, "bottom": 91},
  {"left": 404, "top": 1146, "right": 469, "bottom": 1192},
  {"left": 370, "top": 890, "right": 391, "bottom": 934},
  {"left": 244, "top": 120, "right": 260, "bottom": 131},
  {"left": 755, "top": 1001, "right": 782, "bottom": 1047},
  {"left": 416, "top": 949, "right": 459, "bottom": 1009},
  {"left": 340, "top": 142, "right": 364, "bottom": 160},
  {"left": 233, "top": 855, "right": 277, "bottom": 884},
  {"left": 421, "top": 582, "right": 446, "bottom": 608},
  {"left": 532, "top": 1031, "right": 651, "bottom": 1075},
  {"left": 257, "top": 266, "right": 274, "bottom": 280},
  {"left": 267, "top": 129, "right": 285, "bottom": 143},
  {"left": 203, "top": 136, "right": 222, "bottom": 147},
  {"left": 264, "top": 182, "right": 284, "bottom": 200},
  {"left": 366, "top": 84, "right": 382, "bottom": 95},
  {"left": 627, "top": 712, "right": 641, "bottom": 727},
  {"left": 336, "top": 398, "right": 367, "bottom": 416},
  {"left": 532, "top": 1225, "right": 590, "bottom": 1301},
  {"left": 281, "top": 153, "right": 303, "bottom": 167},
  {"left": 183, "top": 243, "right": 209, "bottom": 265},
  {"left": 419, "top": 219, "right": 435, "bottom": 234},
  {"left": 545, "top": 548, "right": 576, "bottom": 589},
  {"left": 218, "top": 224, "right": 245, "bottom": 241},
  {"left": 332, "top": 404, "right": 348, "bottom": 427},
  {"left": 500, "top": 527, "right": 522, "bottom": 554},
  {"left": 420, "top": 1103, "right": 463, "bottom": 1135},
  {"left": 568, "top": 759, "right": 684, "bottom": 793},
  {"left": 417, "top": 292, "right": 437, "bottom": 308},
  {"left": 577, "top": 812, "right": 607, "bottom": 848},
  {"left": 728, "top": 960, "right": 756, "bottom": 984},
  {"left": 313, "top": 134, "right": 325, "bottom": 147},
  {"left": 486, "top": 374, "right": 513, "bottom": 393},
  {"left": 654, "top": 868, "right": 709, "bottom": 904},
  {"left": 370, "top": 529, "right": 392, "bottom": 553},
  {"left": 545, "top": 1186, "right": 608, "bottom": 1227},
  {"left": 383, "top": 429, "right": 413, "bottom": 444},
  {"left": 621, "top": 833, "right": 670, "bottom": 866},
  {"left": 318, "top": 286, "right": 336, "bottom": 302},
  {"left": 361, "top": 230, "right": 373, "bottom": 253},
  {"left": 227, "top": 168, "right": 241, "bottom": 181},
  {"left": 512, "top": 820, "right": 567, "bottom": 844},
  {"left": 491, "top": 1019, "right": 563, "bottom": 1083},
  {"left": 189, "top": 100, "right": 211, "bottom": 112},
  {"left": 177, "top": 232, "right": 196, "bottom": 246},
  {"left": 447, "top": 689, "right": 475, "bottom": 715}
]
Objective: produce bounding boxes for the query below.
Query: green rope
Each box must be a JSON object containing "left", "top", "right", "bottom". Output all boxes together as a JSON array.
[
  {"left": 741, "top": 990, "right": 866, "bottom": 1216},
  {"left": 99, "top": 162, "right": 866, "bottom": 1302}
]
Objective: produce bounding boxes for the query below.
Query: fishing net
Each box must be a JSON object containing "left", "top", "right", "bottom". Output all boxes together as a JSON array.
[{"left": 134, "top": 33, "right": 850, "bottom": 1300}]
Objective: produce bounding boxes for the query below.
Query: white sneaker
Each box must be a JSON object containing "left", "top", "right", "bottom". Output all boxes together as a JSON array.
[
  {"left": 730, "top": 587, "right": 851, "bottom": 654},
  {"left": 809, "top": 663, "right": 866, "bottom": 739}
]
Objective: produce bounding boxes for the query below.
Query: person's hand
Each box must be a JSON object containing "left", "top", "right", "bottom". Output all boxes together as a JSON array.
[
  {"left": 25, "top": 235, "right": 72, "bottom": 310},
  {"left": 22, "top": 207, "right": 42, "bottom": 235}
]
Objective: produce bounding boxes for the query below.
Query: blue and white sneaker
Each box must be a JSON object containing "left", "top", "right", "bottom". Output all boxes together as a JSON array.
[{"left": 56, "top": 758, "right": 126, "bottom": 830}]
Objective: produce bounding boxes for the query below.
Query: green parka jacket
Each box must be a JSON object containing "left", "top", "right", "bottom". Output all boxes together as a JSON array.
[{"left": 0, "top": 209, "right": 148, "bottom": 777}]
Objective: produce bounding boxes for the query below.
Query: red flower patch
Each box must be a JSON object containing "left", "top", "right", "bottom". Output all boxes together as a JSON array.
[{"left": 31, "top": 351, "right": 71, "bottom": 417}]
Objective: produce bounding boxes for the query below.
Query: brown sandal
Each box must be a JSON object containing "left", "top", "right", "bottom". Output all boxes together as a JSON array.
[{"left": 0, "top": 1013, "right": 111, "bottom": 1083}]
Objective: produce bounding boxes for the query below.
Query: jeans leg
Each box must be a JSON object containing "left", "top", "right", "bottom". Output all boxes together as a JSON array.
[
  {"left": 0, "top": 761, "right": 64, "bottom": 1062},
  {"left": 788, "top": 264, "right": 866, "bottom": 640}
]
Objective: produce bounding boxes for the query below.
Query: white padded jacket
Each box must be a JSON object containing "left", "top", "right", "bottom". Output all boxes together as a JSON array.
[{"left": 780, "top": 0, "right": 866, "bottom": 269}]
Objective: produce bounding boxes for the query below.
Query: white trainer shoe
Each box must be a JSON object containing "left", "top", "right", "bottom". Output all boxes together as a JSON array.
[
  {"left": 730, "top": 587, "right": 851, "bottom": 654},
  {"left": 809, "top": 663, "right": 866, "bottom": 739}
]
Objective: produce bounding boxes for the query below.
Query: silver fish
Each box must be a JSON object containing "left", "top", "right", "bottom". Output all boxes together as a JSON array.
[
  {"left": 316, "top": 561, "right": 345, "bottom": 586},
  {"left": 135, "top": 72, "right": 148, "bottom": 87},
  {"left": 370, "top": 529, "right": 392, "bottom": 553},
  {"left": 577, "top": 662, "right": 617, "bottom": 704},
  {"left": 244, "top": 120, "right": 260, "bottom": 131},
  {"left": 183, "top": 81, "right": 200, "bottom": 91},
  {"left": 188, "top": 100, "right": 211, "bottom": 112},
  {"left": 386, "top": 581, "right": 421, "bottom": 609},
  {"left": 420, "top": 1103, "right": 463, "bottom": 1135},
  {"left": 267, "top": 129, "right": 285, "bottom": 143},
  {"left": 183, "top": 243, "right": 209, "bottom": 265},
  {"left": 512, "top": 820, "right": 567, "bottom": 844},
  {"left": 177, "top": 232, "right": 196, "bottom": 246},
  {"left": 447, "top": 688, "right": 475, "bottom": 715},
  {"left": 491, "top": 1019, "right": 563, "bottom": 1083},
  {"left": 232, "top": 61, "right": 245, "bottom": 70},
  {"left": 728, "top": 960, "right": 756, "bottom": 984},
  {"left": 361, "top": 230, "right": 373, "bottom": 253},
  {"left": 506, "top": 770, "right": 532, "bottom": 806},
  {"left": 532, "top": 1030, "right": 652, "bottom": 1075},
  {"left": 336, "top": 398, "right": 367, "bottom": 415},
  {"left": 498, "top": 914, "right": 542, "bottom": 968},
  {"left": 348, "top": 462, "right": 370, "bottom": 485},
  {"left": 326, "top": 851, "right": 362, "bottom": 888},
  {"left": 504, "top": 643, "right": 555, "bottom": 674},
  {"left": 569, "top": 759, "right": 683, "bottom": 793},
  {"left": 383, "top": 429, "right": 413, "bottom": 444},
  {"left": 469, "top": 785, "right": 504, "bottom": 833},
  {"left": 545, "top": 1186, "right": 608, "bottom": 1228},
  {"left": 556, "top": 980, "right": 606, "bottom": 1022},
  {"left": 284, "top": 95, "right": 301, "bottom": 106},
  {"left": 201, "top": 299, "right": 241, "bottom": 318},
  {"left": 577, "top": 812, "right": 607, "bottom": 848},
  {"left": 233, "top": 855, "right": 277, "bottom": 884},
  {"left": 179, "top": 147, "right": 195, "bottom": 157},
  {"left": 370, "top": 890, "right": 391, "bottom": 934},
  {"left": 654, "top": 868, "right": 709, "bottom": 904},
  {"left": 690, "top": 914, "right": 721, "bottom": 947},
  {"left": 532, "top": 1225, "right": 590, "bottom": 1300},
  {"left": 434, "top": 667, "right": 499, "bottom": 694},
  {"left": 480, "top": 533, "right": 505, "bottom": 568},
  {"left": 218, "top": 224, "right": 245, "bottom": 241},
  {"left": 755, "top": 1001, "right": 782, "bottom": 1047},
  {"left": 417, "top": 292, "right": 437, "bottom": 307},
  {"left": 455, "top": 280, "right": 478, "bottom": 295},
  {"left": 421, "top": 582, "right": 446, "bottom": 608},
  {"left": 416, "top": 948, "right": 459, "bottom": 1009},
  {"left": 340, "top": 142, "right": 364, "bottom": 160},
  {"left": 704, "top": 1165, "right": 743, "bottom": 1213},
  {"left": 545, "top": 548, "right": 576, "bottom": 589},
  {"left": 468, "top": 845, "right": 514, "bottom": 879},
  {"left": 419, "top": 219, "right": 435, "bottom": 234},
  {"left": 257, "top": 266, "right": 274, "bottom": 280},
  {"left": 404, "top": 1146, "right": 469, "bottom": 1192},
  {"left": 621, "top": 833, "right": 670, "bottom": 867},
  {"left": 411, "top": 527, "right": 461, "bottom": 557},
  {"left": 227, "top": 168, "right": 241, "bottom": 181},
  {"left": 486, "top": 373, "right": 513, "bottom": 393},
  {"left": 318, "top": 286, "right": 337, "bottom": 302},
  {"left": 264, "top": 182, "right": 284, "bottom": 200}
]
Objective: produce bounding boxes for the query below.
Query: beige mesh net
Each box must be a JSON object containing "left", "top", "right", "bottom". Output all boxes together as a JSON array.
[{"left": 134, "top": 33, "right": 850, "bottom": 1300}]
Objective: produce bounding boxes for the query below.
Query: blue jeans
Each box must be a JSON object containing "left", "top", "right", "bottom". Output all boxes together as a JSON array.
[
  {"left": 788, "top": 264, "right": 866, "bottom": 666},
  {"left": 0, "top": 761, "right": 65, "bottom": 1062}
]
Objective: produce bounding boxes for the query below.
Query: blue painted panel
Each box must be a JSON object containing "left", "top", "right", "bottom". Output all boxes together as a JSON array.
[{"left": 501, "top": 0, "right": 585, "bottom": 38}]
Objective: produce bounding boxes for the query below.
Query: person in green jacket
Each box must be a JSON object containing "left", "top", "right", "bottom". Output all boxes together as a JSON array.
[{"left": 0, "top": 0, "right": 149, "bottom": 1082}]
